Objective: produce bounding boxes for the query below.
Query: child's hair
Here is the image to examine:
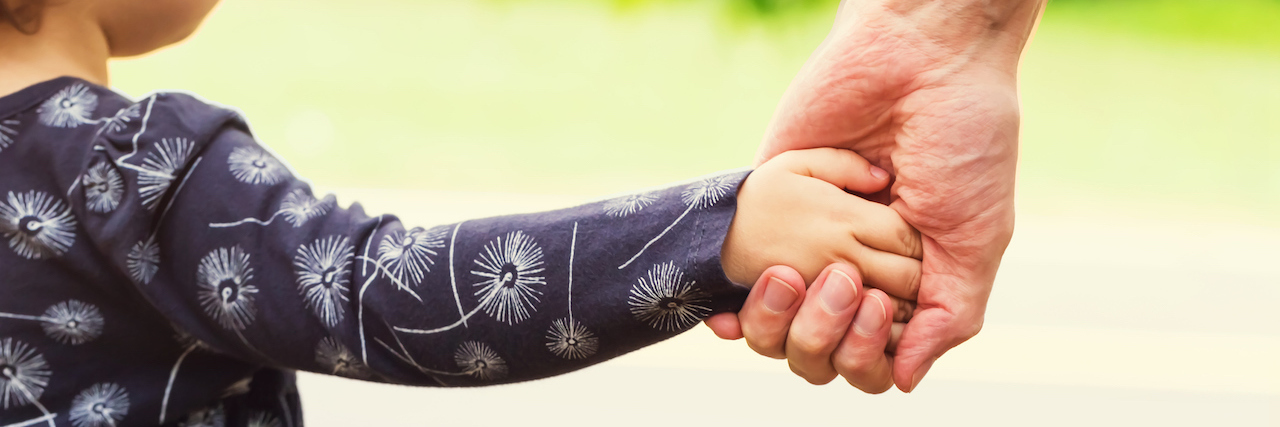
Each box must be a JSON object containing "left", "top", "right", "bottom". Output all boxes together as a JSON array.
[{"left": 1, "top": 0, "right": 44, "bottom": 34}]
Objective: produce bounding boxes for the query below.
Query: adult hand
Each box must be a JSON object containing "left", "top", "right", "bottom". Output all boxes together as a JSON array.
[{"left": 707, "top": 0, "right": 1045, "bottom": 392}]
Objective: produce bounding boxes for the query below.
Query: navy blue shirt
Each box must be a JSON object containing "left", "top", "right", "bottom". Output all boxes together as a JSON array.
[{"left": 0, "top": 77, "right": 749, "bottom": 427}]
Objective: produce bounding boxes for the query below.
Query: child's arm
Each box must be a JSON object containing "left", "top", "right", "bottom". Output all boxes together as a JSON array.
[{"left": 77, "top": 94, "right": 919, "bottom": 387}]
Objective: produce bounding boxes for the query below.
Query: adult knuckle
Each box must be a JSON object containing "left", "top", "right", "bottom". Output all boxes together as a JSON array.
[{"left": 788, "top": 334, "right": 829, "bottom": 357}]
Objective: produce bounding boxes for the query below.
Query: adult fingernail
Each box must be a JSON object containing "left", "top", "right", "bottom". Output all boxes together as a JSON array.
[
  {"left": 818, "top": 269, "right": 857, "bottom": 315},
  {"left": 869, "top": 165, "right": 888, "bottom": 180},
  {"left": 762, "top": 277, "right": 799, "bottom": 314},
  {"left": 909, "top": 358, "right": 936, "bottom": 393},
  {"left": 852, "top": 294, "right": 886, "bottom": 336}
]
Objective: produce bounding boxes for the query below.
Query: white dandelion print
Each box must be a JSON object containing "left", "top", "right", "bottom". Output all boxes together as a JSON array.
[
  {"left": 376, "top": 226, "right": 445, "bottom": 293},
  {"left": 0, "top": 338, "right": 51, "bottom": 409},
  {"left": 209, "top": 189, "right": 332, "bottom": 229},
  {"left": 100, "top": 104, "right": 142, "bottom": 134},
  {"left": 82, "top": 161, "right": 125, "bottom": 213},
  {"left": 471, "top": 231, "right": 546, "bottom": 325},
  {"left": 227, "top": 146, "right": 288, "bottom": 185},
  {"left": 247, "top": 412, "right": 282, "bottom": 427},
  {"left": 179, "top": 404, "right": 226, "bottom": 427},
  {"left": 618, "top": 175, "right": 736, "bottom": 269},
  {"left": 295, "top": 236, "right": 354, "bottom": 327},
  {"left": 138, "top": 137, "right": 195, "bottom": 211},
  {"left": 545, "top": 318, "right": 598, "bottom": 360},
  {"left": 453, "top": 341, "right": 507, "bottom": 381},
  {"left": 38, "top": 83, "right": 98, "bottom": 128},
  {"left": 196, "top": 246, "right": 258, "bottom": 331},
  {"left": 604, "top": 192, "right": 657, "bottom": 218},
  {"left": 40, "top": 300, "right": 105, "bottom": 345},
  {"left": 628, "top": 262, "right": 711, "bottom": 331},
  {"left": 69, "top": 383, "right": 129, "bottom": 427},
  {"left": 0, "top": 119, "right": 18, "bottom": 152},
  {"left": 127, "top": 237, "right": 160, "bottom": 285},
  {"left": 315, "top": 337, "right": 370, "bottom": 378},
  {"left": 0, "top": 190, "right": 77, "bottom": 260},
  {"left": 221, "top": 378, "right": 251, "bottom": 398}
]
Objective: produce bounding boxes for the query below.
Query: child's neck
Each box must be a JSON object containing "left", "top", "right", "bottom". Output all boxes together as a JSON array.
[{"left": 0, "top": 12, "right": 110, "bottom": 98}]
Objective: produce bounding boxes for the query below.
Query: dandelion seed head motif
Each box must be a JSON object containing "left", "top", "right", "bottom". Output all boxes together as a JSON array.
[
  {"left": 0, "top": 119, "right": 18, "bottom": 152},
  {"left": 604, "top": 192, "right": 658, "bottom": 218},
  {"left": 279, "top": 190, "right": 332, "bottom": 227},
  {"left": 174, "top": 330, "right": 212, "bottom": 352},
  {"left": 227, "top": 146, "right": 288, "bottom": 185},
  {"left": 196, "top": 246, "right": 258, "bottom": 331},
  {"left": 247, "top": 411, "right": 282, "bottom": 427},
  {"left": 41, "top": 300, "right": 105, "bottom": 345},
  {"left": 138, "top": 137, "right": 196, "bottom": 210},
  {"left": 628, "top": 262, "right": 711, "bottom": 331},
  {"left": 179, "top": 404, "right": 226, "bottom": 427},
  {"left": 294, "top": 236, "right": 354, "bottom": 327},
  {"left": 315, "top": 337, "right": 370, "bottom": 378},
  {"left": 101, "top": 104, "right": 141, "bottom": 134},
  {"left": 471, "top": 231, "right": 546, "bottom": 325},
  {"left": 680, "top": 175, "right": 735, "bottom": 209},
  {"left": 0, "top": 338, "right": 51, "bottom": 409},
  {"left": 38, "top": 84, "right": 98, "bottom": 128},
  {"left": 377, "top": 226, "right": 445, "bottom": 290},
  {"left": 69, "top": 383, "right": 130, "bottom": 427},
  {"left": 0, "top": 190, "right": 78, "bottom": 260},
  {"left": 454, "top": 341, "right": 507, "bottom": 381},
  {"left": 83, "top": 161, "right": 125, "bottom": 213},
  {"left": 127, "top": 237, "right": 161, "bottom": 285},
  {"left": 545, "top": 318, "right": 599, "bottom": 360}
]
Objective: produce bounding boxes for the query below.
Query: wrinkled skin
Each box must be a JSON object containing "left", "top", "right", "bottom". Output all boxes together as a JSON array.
[{"left": 708, "top": 0, "right": 1044, "bottom": 392}]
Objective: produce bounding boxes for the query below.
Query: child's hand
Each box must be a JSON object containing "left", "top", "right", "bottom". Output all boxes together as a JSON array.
[{"left": 721, "top": 147, "right": 922, "bottom": 300}]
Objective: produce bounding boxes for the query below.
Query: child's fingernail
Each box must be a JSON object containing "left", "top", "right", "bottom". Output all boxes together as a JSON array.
[
  {"left": 869, "top": 165, "right": 888, "bottom": 180},
  {"left": 853, "top": 294, "right": 886, "bottom": 336},
  {"left": 909, "top": 358, "right": 936, "bottom": 393},
  {"left": 762, "top": 277, "right": 799, "bottom": 314},
  {"left": 819, "top": 269, "right": 858, "bottom": 315}
]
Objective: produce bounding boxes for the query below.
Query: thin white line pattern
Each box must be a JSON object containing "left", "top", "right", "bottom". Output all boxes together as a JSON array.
[
  {"left": 545, "top": 318, "right": 597, "bottom": 360},
  {"left": 0, "top": 338, "right": 51, "bottom": 409},
  {"left": 137, "top": 137, "right": 196, "bottom": 211},
  {"left": 127, "top": 236, "right": 161, "bottom": 285},
  {"left": 196, "top": 246, "right": 258, "bottom": 331},
  {"left": 99, "top": 104, "right": 142, "bottom": 134},
  {"left": 178, "top": 404, "right": 225, "bottom": 427},
  {"left": 315, "top": 337, "right": 371, "bottom": 379},
  {"left": 617, "top": 174, "right": 735, "bottom": 269},
  {"left": 247, "top": 411, "right": 283, "bottom": 427},
  {"left": 376, "top": 226, "right": 446, "bottom": 294},
  {"left": 39, "top": 300, "right": 105, "bottom": 345},
  {"left": 603, "top": 192, "right": 657, "bottom": 218},
  {"left": 627, "top": 261, "right": 711, "bottom": 331},
  {"left": 227, "top": 145, "right": 288, "bottom": 185},
  {"left": 68, "top": 383, "right": 129, "bottom": 427},
  {"left": 294, "top": 236, "right": 354, "bottom": 327},
  {"left": 0, "top": 119, "right": 18, "bottom": 152},
  {"left": 82, "top": 161, "right": 125, "bottom": 213},
  {"left": 453, "top": 341, "right": 507, "bottom": 381},
  {"left": 470, "top": 230, "right": 546, "bottom": 325},
  {"left": 208, "top": 189, "right": 333, "bottom": 229},
  {"left": 0, "top": 190, "right": 78, "bottom": 260},
  {"left": 37, "top": 84, "right": 98, "bottom": 128}
]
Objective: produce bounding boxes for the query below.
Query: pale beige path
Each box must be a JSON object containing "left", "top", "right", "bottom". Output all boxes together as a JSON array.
[{"left": 295, "top": 187, "right": 1280, "bottom": 426}]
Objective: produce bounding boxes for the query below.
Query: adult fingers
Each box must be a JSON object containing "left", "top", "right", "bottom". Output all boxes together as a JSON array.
[
  {"left": 832, "top": 289, "right": 895, "bottom": 393},
  {"left": 773, "top": 147, "right": 891, "bottom": 195},
  {"left": 785, "top": 264, "right": 863, "bottom": 384},
  {"left": 738, "top": 266, "right": 808, "bottom": 359},
  {"left": 703, "top": 313, "right": 743, "bottom": 340}
]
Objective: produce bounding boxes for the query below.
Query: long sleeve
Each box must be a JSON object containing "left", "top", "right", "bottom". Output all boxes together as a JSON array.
[{"left": 78, "top": 92, "right": 751, "bottom": 387}]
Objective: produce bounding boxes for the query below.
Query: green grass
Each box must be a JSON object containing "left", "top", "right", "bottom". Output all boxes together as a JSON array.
[{"left": 108, "top": 0, "right": 1280, "bottom": 222}]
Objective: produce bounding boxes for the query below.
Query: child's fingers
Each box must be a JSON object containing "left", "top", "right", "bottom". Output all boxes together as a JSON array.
[
  {"left": 843, "top": 197, "right": 924, "bottom": 260},
  {"left": 832, "top": 289, "right": 896, "bottom": 393},
  {"left": 839, "top": 245, "right": 921, "bottom": 301},
  {"left": 774, "top": 147, "right": 891, "bottom": 195},
  {"left": 739, "top": 266, "right": 808, "bottom": 359},
  {"left": 785, "top": 264, "right": 864, "bottom": 385}
]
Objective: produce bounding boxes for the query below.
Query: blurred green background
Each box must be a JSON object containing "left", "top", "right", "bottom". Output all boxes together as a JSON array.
[{"left": 108, "top": 0, "right": 1280, "bottom": 225}]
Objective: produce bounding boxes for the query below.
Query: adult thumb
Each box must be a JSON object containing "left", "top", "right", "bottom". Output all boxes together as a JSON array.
[{"left": 891, "top": 306, "right": 982, "bottom": 393}]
